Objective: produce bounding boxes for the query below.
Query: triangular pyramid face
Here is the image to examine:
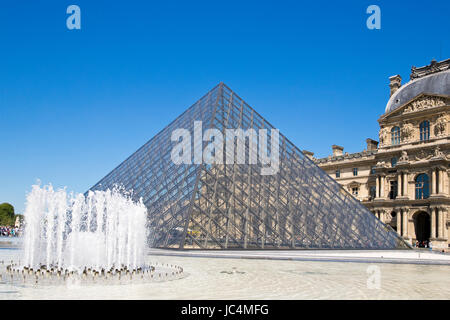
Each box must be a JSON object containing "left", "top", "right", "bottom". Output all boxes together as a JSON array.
[{"left": 91, "top": 83, "right": 409, "bottom": 250}]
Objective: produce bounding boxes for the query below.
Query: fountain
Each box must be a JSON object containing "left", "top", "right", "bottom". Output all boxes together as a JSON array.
[{"left": 1, "top": 184, "right": 184, "bottom": 286}]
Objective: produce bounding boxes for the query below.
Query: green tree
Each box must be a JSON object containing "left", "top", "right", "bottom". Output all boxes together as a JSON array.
[{"left": 0, "top": 203, "right": 16, "bottom": 226}]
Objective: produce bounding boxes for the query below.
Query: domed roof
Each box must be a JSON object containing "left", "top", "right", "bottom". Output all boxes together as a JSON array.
[{"left": 385, "top": 69, "right": 450, "bottom": 114}]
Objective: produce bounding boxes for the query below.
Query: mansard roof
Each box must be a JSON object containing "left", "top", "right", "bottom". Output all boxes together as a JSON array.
[{"left": 385, "top": 59, "right": 450, "bottom": 114}]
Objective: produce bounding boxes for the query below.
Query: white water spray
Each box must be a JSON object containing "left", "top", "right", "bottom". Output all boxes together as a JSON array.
[{"left": 22, "top": 184, "right": 148, "bottom": 272}]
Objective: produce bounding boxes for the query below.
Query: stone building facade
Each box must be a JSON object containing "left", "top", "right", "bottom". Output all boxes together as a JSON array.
[{"left": 312, "top": 58, "right": 450, "bottom": 250}]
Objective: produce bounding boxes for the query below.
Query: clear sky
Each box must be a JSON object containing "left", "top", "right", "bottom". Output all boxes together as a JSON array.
[{"left": 1, "top": 0, "right": 449, "bottom": 213}]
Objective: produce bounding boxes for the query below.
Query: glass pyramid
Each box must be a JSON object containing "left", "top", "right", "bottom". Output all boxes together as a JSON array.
[{"left": 91, "top": 83, "right": 409, "bottom": 249}]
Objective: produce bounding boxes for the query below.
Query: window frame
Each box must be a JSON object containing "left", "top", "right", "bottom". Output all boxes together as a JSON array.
[
  {"left": 369, "top": 185, "right": 377, "bottom": 199},
  {"left": 391, "top": 157, "right": 397, "bottom": 168},
  {"left": 389, "top": 180, "right": 398, "bottom": 200},
  {"left": 391, "top": 126, "right": 401, "bottom": 145},
  {"left": 419, "top": 120, "right": 430, "bottom": 141},
  {"left": 335, "top": 169, "right": 340, "bottom": 178},
  {"left": 415, "top": 173, "right": 430, "bottom": 200}
]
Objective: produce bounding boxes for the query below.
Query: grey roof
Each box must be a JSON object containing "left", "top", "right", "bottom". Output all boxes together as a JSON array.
[{"left": 385, "top": 70, "right": 450, "bottom": 114}]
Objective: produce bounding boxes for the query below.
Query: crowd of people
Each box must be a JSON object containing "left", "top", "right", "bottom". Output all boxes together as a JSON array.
[
  {"left": 0, "top": 226, "right": 21, "bottom": 237},
  {"left": 414, "top": 240, "right": 432, "bottom": 249}
]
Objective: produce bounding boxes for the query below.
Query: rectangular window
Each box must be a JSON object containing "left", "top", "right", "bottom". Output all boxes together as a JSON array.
[
  {"left": 370, "top": 186, "right": 376, "bottom": 199},
  {"left": 352, "top": 187, "right": 359, "bottom": 196},
  {"left": 389, "top": 181, "right": 398, "bottom": 199},
  {"left": 391, "top": 127, "right": 401, "bottom": 145},
  {"left": 391, "top": 157, "right": 397, "bottom": 167},
  {"left": 335, "top": 170, "right": 340, "bottom": 178},
  {"left": 420, "top": 121, "right": 430, "bottom": 141},
  {"left": 353, "top": 168, "right": 358, "bottom": 176}
]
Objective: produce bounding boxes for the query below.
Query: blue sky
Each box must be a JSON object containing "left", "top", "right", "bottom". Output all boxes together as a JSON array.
[{"left": 1, "top": 0, "right": 449, "bottom": 213}]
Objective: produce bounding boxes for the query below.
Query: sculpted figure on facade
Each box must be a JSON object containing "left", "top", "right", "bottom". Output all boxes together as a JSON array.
[
  {"left": 401, "top": 123, "right": 414, "bottom": 142},
  {"left": 433, "top": 146, "right": 445, "bottom": 158},
  {"left": 399, "top": 150, "right": 409, "bottom": 162},
  {"left": 375, "top": 160, "right": 386, "bottom": 168},
  {"left": 434, "top": 114, "right": 447, "bottom": 136},
  {"left": 379, "top": 127, "right": 389, "bottom": 146}
]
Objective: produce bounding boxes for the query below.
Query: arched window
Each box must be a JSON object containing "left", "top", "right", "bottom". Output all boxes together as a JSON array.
[
  {"left": 391, "top": 126, "right": 401, "bottom": 145},
  {"left": 420, "top": 120, "right": 430, "bottom": 141},
  {"left": 415, "top": 173, "right": 430, "bottom": 200}
]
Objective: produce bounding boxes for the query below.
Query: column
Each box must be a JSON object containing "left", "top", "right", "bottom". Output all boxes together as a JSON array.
[
  {"left": 439, "top": 207, "right": 444, "bottom": 239},
  {"left": 403, "top": 172, "right": 408, "bottom": 198},
  {"left": 435, "top": 207, "right": 441, "bottom": 238},
  {"left": 397, "top": 173, "right": 402, "bottom": 197},
  {"left": 396, "top": 209, "right": 401, "bottom": 235},
  {"left": 402, "top": 208, "right": 408, "bottom": 237},
  {"left": 380, "top": 175, "right": 385, "bottom": 198},
  {"left": 376, "top": 176, "right": 380, "bottom": 198},
  {"left": 439, "top": 169, "right": 445, "bottom": 194},
  {"left": 444, "top": 208, "right": 448, "bottom": 240},
  {"left": 430, "top": 207, "right": 436, "bottom": 239},
  {"left": 431, "top": 169, "right": 436, "bottom": 195},
  {"left": 445, "top": 171, "right": 449, "bottom": 195}
]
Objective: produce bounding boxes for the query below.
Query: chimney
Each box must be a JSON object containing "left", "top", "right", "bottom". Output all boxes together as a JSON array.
[
  {"left": 303, "top": 150, "right": 314, "bottom": 159},
  {"left": 366, "top": 138, "right": 379, "bottom": 151},
  {"left": 332, "top": 145, "right": 344, "bottom": 157},
  {"left": 389, "top": 75, "right": 402, "bottom": 97}
]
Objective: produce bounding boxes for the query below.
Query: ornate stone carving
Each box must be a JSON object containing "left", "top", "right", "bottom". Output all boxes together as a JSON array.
[
  {"left": 403, "top": 96, "right": 446, "bottom": 113},
  {"left": 414, "top": 149, "right": 433, "bottom": 161},
  {"left": 410, "top": 59, "right": 450, "bottom": 80},
  {"left": 434, "top": 114, "right": 447, "bottom": 136},
  {"left": 379, "top": 127, "right": 389, "bottom": 146},
  {"left": 399, "top": 150, "right": 409, "bottom": 162},
  {"left": 401, "top": 123, "right": 414, "bottom": 142},
  {"left": 432, "top": 146, "right": 445, "bottom": 158},
  {"left": 375, "top": 160, "right": 387, "bottom": 168}
]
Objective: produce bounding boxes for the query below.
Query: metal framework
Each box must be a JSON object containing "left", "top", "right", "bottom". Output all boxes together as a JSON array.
[{"left": 91, "top": 83, "right": 409, "bottom": 249}]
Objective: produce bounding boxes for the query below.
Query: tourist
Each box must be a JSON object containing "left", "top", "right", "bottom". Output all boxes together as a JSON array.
[{"left": 0, "top": 226, "right": 21, "bottom": 237}]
